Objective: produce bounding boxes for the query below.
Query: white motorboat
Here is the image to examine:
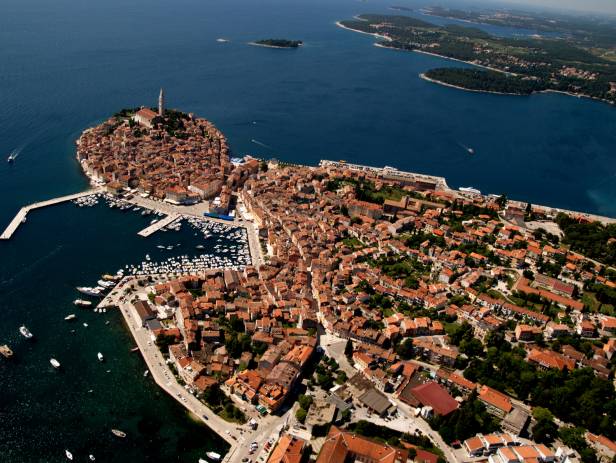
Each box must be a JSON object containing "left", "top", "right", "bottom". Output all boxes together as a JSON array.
[
  {"left": 76, "top": 287, "right": 102, "bottom": 297},
  {"left": 64, "top": 314, "right": 76, "bottom": 321},
  {"left": 89, "top": 455, "right": 96, "bottom": 461},
  {"left": 19, "top": 325, "right": 33, "bottom": 339},
  {"left": 206, "top": 452, "right": 221, "bottom": 461},
  {"left": 83, "top": 323, "right": 89, "bottom": 328},
  {"left": 74, "top": 299, "right": 92, "bottom": 307},
  {"left": 459, "top": 186, "right": 481, "bottom": 195},
  {"left": 111, "top": 429, "right": 126, "bottom": 438},
  {"left": 97, "top": 352, "right": 104, "bottom": 362},
  {"left": 65, "top": 449, "right": 73, "bottom": 460},
  {"left": 50, "top": 358, "right": 61, "bottom": 369},
  {"left": 143, "top": 369, "right": 149, "bottom": 377}
]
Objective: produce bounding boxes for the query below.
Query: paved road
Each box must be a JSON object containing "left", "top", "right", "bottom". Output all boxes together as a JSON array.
[
  {"left": 320, "top": 332, "right": 461, "bottom": 463},
  {"left": 112, "top": 280, "right": 288, "bottom": 463}
]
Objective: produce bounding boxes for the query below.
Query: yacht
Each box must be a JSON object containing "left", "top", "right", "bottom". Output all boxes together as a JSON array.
[
  {"left": 111, "top": 429, "right": 127, "bottom": 438},
  {"left": 206, "top": 452, "right": 221, "bottom": 461},
  {"left": 50, "top": 358, "right": 61, "bottom": 369},
  {"left": 97, "top": 352, "right": 104, "bottom": 362},
  {"left": 65, "top": 450, "right": 73, "bottom": 460},
  {"left": 76, "top": 287, "right": 102, "bottom": 297},
  {"left": 19, "top": 325, "right": 33, "bottom": 339},
  {"left": 64, "top": 314, "right": 76, "bottom": 321},
  {"left": 459, "top": 186, "right": 481, "bottom": 195},
  {"left": 74, "top": 299, "right": 92, "bottom": 307}
]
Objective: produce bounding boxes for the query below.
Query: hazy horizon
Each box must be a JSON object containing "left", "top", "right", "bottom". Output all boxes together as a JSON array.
[{"left": 494, "top": 0, "right": 616, "bottom": 15}]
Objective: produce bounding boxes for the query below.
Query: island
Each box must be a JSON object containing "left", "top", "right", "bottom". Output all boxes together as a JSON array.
[
  {"left": 337, "top": 13, "right": 616, "bottom": 104},
  {"left": 251, "top": 39, "right": 303, "bottom": 48}
]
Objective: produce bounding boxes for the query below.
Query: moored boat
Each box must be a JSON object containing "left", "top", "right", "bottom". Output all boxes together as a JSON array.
[
  {"left": 76, "top": 287, "right": 103, "bottom": 297},
  {"left": 74, "top": 299, "right": 92, "bottom": 307},
  {"left": 206, "top": 452, "right": 221, "bottom": 461}
]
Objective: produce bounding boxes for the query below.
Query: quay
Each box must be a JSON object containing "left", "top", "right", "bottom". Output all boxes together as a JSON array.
[
  {"left": 137, "top": 213, "right": 180, "bottom": 237},
  {"left": 0, "top": 189, "right": 101, "bottom": 240},
  {"left": 105, "top": 277, "right": 289, "bottom": 463}
]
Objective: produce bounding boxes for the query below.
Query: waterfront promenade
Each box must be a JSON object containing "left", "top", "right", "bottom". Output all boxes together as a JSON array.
[
  {"left": 107, "top": 278, "right": 288, "bottom": 463},
  {"left": 0, "top": 189, "right": 101, "bottom": 240}
]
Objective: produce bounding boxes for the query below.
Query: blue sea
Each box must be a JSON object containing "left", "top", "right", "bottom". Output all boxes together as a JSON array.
[{"left": 1, "top": 0, "right": 616, "bottom": 460}]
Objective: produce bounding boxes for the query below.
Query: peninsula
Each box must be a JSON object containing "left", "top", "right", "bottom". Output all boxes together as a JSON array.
[
  {"left": 8, "top": 90, "right": 613, "bottom": 463},
  {"left": 250, "top": 39, "right": 303, "bottom": 49},
  {"left": 337, "top": 13, "right": 616, "bottom": 104}
]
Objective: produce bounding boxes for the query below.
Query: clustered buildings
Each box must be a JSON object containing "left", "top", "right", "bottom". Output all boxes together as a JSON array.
[
  {"left": 76, "top": 97, "right": 259, "bottom": 212},
  {"left": 120, "top": 149, "right": 615, "bottom": 462}
]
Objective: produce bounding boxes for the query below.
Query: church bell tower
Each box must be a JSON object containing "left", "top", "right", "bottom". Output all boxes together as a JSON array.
[{"left": 158, "top": 88, "right": 165, "bottom": 116}]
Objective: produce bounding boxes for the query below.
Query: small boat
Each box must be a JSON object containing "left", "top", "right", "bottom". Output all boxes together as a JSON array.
[
  {"left": 143, "top": 369, "right": 149, "bottom": 377},
  {"left": 65, "top": 449, "right": 73, "bottom": 460},
  {"left": 206, "top": 451, "right": 221, "bottom": 461},
  {"left": 74, "top": 299, "right": 92, "bottom": 307},
  {"left": 97, "top": 352, "right": 104, "bottom": 362},
  {"left": 83, "top": 323, "right": 89, "bottom": 328},
  {"left": 111, "top": 429, "right": 127, "bottom": 438},
  {"left": 199, "top": 459, "right": 208, "bottom": 463},
  {"left": 102, "top": 274, "right": 119, "bottom": 281},
  {"left": 89, "top": 455, "right": 96, "bottom": 461},
  {"left": 64, "top": 314, "right": 76, "bottom": 321},
  {"left": 76, "top": 287, "right": 102, "bottom": 297},
  {"left": 130, "top": 347, "right": 139, "bottom": 352},
  {"left": 0, "top": 344, "right": 14, "bottom": 358},
  {"left": 19, "top": 325, "right": 33, "bottom": 339},
  {"left": 50, "top": 358, "right": 61, "bottom": 369},
  {"left": 467, "top": 147, "right": 475, "bottom": 155},
  {"left": 216, "top": 38, "right": 229, "bottom": 43}
]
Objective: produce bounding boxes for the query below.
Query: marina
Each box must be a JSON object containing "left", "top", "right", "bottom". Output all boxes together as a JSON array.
[{"left": 0, "top": 189, "right": 101, "bottom": 240}]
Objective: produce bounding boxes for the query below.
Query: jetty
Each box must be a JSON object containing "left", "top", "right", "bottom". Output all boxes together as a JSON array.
[
  {"left": 137, "top": 213, "right": 180, "bottom": 237},
  {"left": 0, "top": 189, "right": 101, "bottom": 240}
]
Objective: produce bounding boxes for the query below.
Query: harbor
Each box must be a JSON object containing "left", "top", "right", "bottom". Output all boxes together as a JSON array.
[{"left": 0, "top": 189, "right": 102, "bottom": 240}]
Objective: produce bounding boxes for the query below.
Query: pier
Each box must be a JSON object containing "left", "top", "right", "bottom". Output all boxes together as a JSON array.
[
  {"left": 0, "top": 189, "right": 101, "bottom": 240},
  {"left": 137, "top": 213, "right": 180, "bottom": 237}
]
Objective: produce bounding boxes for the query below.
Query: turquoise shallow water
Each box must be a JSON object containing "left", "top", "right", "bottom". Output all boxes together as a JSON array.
[{"left": 1, "top": 0, "right": 616, "bottom": 460}]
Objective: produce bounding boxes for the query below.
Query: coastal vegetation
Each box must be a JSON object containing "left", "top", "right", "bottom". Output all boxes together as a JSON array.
[
  {"left": 555, "top": 213, "right": 616, "bottom": 265},
  {"left": 339, "top": 13, "right": 616, "bottom": 103},
  {"left": 462, "top": 335, "right": 616, "bottom": 441},
  {"left": 253, "top": 39, "right": 303, "bottom": 48},
  {"left": 423, "top": 68, "right": 547, "bottom": 95}
]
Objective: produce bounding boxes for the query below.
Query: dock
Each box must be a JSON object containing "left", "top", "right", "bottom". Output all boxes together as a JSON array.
[
  {"left": 137, "top": 213, "right": 180, "bottom": 237},
  {"left": 0, "top": 189, "right": 101, "bottom": 240}
]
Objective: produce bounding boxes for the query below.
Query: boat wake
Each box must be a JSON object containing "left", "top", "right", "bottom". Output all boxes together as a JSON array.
[
  {"left": 251, "top": 139, "right": 272, "bottom": 149},
  {"left": 457, "top": 142, "right": 475, "bottom": 155}
]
